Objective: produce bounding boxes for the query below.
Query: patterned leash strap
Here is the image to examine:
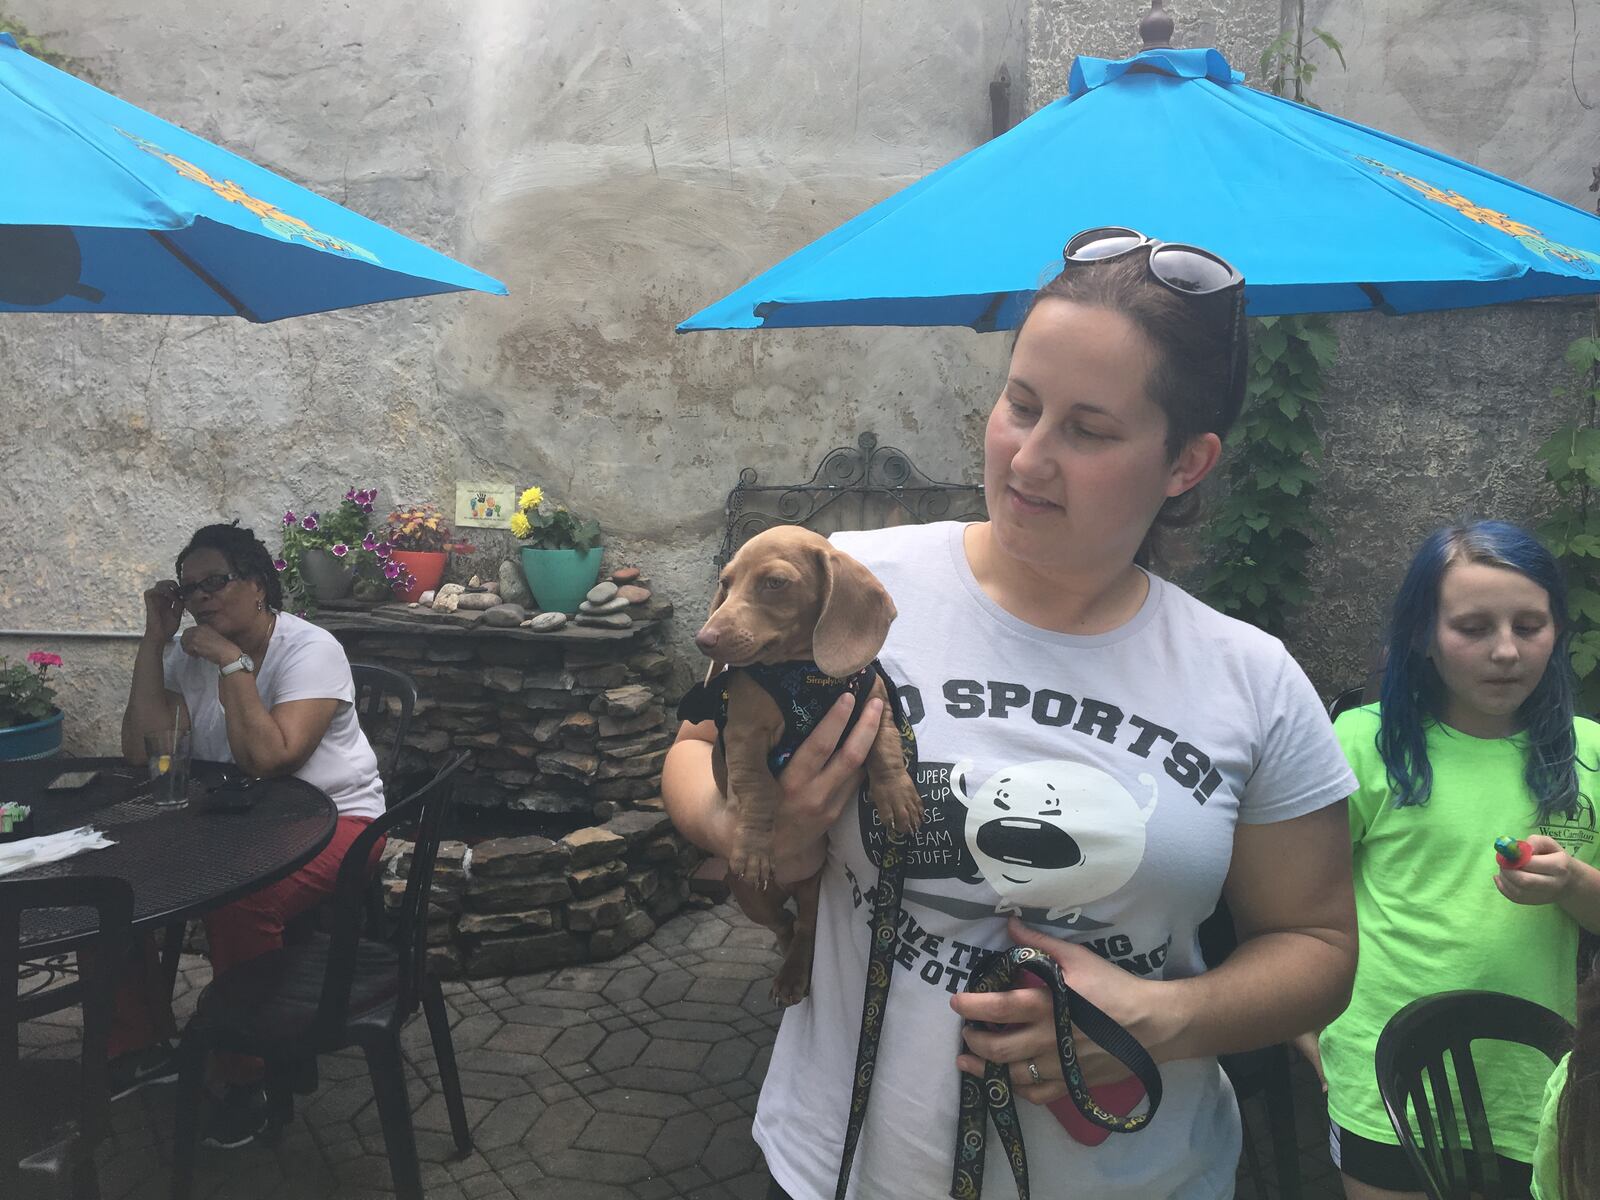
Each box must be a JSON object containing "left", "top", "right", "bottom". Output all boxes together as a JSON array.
[
  {"left": 949, "top": 947, "right": 1164, "bottom": 1200},
  {"left": 833, "top": 664, "right": 919, "bottom": 1200},
  {"left": 832, "top": 827, "right": 907, "bottom": 1200}
]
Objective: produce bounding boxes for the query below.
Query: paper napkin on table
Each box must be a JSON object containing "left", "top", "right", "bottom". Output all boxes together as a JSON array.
[{"left": 0, "top": 826, "right": 115, "bottom": 877}]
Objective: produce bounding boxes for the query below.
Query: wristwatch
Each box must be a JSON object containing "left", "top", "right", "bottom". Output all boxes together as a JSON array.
[{"left": 220, "top": 653, "right": 255, "bottom": 678}]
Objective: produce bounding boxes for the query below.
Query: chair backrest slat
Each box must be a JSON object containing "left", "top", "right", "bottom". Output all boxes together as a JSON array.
[
  {"left": 1376, "top": 990, "right": 1574, "bottom": 1200},
  {"left": 350, "top": 662, "right": 418, "bottom": 793},
  {"left": 2, "top": 875, "right": 133, "bottom": 1195},
  {"left": 313, "top": 752, "right": 468, "bottom": 1044}
]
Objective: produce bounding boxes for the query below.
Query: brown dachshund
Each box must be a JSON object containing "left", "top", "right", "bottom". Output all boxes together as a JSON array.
[{"left": 688, "top": 526, "right": 922, "bottom": 1004}]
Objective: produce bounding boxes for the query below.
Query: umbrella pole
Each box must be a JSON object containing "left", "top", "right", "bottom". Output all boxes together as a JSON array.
[{"left": 147, "top": 230, "right": 263, "bottom": 322}]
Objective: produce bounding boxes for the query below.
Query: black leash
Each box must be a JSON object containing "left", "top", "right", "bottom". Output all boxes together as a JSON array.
[{"left": 949, "top": 947, "right": 1163, "bottom": 1200}]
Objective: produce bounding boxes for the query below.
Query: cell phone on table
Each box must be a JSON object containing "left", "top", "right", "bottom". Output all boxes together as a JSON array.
[{"left": 46, "top": 769, "right": 100, "bottom": 791}]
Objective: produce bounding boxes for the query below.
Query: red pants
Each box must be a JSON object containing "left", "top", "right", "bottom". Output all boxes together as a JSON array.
[{"left": 110, "top": 815, "right": 379, "bottom": 1083}]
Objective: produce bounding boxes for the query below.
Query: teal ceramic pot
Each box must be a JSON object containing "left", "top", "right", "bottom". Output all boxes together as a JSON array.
[
  {"left": 520, "top": 547, "right": 604, "bottom": 615},
  {"left": 0, "top": 709, "right": 64, "bottom": 761}
]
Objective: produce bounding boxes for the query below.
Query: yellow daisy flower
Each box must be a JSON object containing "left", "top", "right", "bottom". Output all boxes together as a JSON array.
[
  {"left": 518, "top": 486, "right": 544, "bottom": 511},
  {"left": 509, "top": 511, "right": 531, "bottom": 538}
]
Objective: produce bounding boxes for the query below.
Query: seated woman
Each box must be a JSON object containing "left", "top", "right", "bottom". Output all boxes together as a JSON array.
[{"left": 114, "top": 521, "right": 386, "bottom": 1148}]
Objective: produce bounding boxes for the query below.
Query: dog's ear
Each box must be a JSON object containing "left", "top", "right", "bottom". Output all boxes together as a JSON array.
[{"left": 812, "top": 544, "right": 896, "bottom": 677}]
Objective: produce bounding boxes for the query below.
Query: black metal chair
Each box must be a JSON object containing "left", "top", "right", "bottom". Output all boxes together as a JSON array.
[
  {"left": 350, "top": 662, "right": 418, "bottom": 795},
  {"left": 1199, "top": 898, "right": 1302, "bottom": 1200},
  {"left": 170, "top": 753, "right": 472, "bottom": 1200},
  {"left": 1375, "top": 990, "right": 1573, "bottom": 1200},
  {"left": 3, "top": 875, "right": 133, "bottom": 1200}
]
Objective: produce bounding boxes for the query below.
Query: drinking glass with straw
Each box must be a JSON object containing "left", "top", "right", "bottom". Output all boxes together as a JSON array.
[{"left": 145, "top": 705, "right": 192, "bottom": 809}]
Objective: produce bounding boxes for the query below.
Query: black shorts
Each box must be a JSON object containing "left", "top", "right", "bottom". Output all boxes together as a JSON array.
[{"left": 1329, "top": 1120, "right": 1532, "bottom": 1193}]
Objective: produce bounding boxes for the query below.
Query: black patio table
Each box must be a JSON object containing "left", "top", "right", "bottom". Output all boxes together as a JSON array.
[{"left": 4, "top": 756, "right": 337, "bottom": 954}]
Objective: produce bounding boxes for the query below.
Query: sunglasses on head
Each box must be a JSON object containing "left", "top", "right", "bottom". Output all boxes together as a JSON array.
[
  {"left": 1061, "top": 226, "right": 1247, "bottom": 422},
  {"left": 176, "top": 573, "right": 243, "bottom": 601}
]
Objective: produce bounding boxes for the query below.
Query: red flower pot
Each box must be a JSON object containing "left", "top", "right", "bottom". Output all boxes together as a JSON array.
[{"left": 390, "top": 550, "right": 448, "bottom": 603}]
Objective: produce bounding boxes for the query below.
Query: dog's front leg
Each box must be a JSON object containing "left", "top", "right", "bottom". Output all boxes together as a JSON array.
[
  {"left": 722, "top": 676, "right": 786, "bottom": 887},
  {"left": 864, "top": 677, "right": 923, "bottom": 834}
]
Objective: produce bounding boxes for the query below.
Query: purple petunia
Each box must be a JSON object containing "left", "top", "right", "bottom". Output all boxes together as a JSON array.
[
  {"left": 331, "top": 543, "right": 349, "bottom": 558},
  {"left": 374, "top": 541, "right": 392, "bottom": 559},
  {"left": 301, "top": 514, "right": 319, "bottom": 531},
  {"left": 273, "top": 559, "right": 288, "bottom": 572},
  {"left": 361, "top": 533, "right": 377, "bottom": 551},
  {"left": 383, "top": 561, "right": 400, "bottom": 579},
  {"left": 283, "top": 510, "right": 295, "bottom": 526}
]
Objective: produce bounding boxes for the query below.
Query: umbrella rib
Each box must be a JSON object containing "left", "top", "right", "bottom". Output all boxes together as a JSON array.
[{"left": 148, "top": 230, "right": 263, "bottom": 322}]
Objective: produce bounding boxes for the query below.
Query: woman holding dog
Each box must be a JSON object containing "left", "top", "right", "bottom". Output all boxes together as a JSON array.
[{"left": 666, "top": 228, "right": 1357, "bottom": 1199}]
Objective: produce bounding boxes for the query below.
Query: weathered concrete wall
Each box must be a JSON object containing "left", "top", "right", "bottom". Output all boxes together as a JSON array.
[
  {"left": 1028, "top": 0, "right": 1600, "bottom": 695},
  {"left": 1, "top": 0, "right": 1022, "bottom": 751}
]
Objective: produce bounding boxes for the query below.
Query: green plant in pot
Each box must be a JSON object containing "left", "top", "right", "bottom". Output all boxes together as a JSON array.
[
  {"left": 511, "top": 485, "right": 603, "bottom": 614},
  {"left": 0, "top": 651, "right": 64, "bottom": 761},
  {"left": 384, "top": 502, "right": 474, "bottom": 603},
  {"left": 275, "top": 485, "right": 412, "bottom": 612}
]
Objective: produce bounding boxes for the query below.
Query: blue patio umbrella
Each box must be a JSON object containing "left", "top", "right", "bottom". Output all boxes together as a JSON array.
[
  {"left": 0, "top": 33, "right": 505, "bottom": 321},
  {"left": 680, "top": 47, "right": 1600, "bottom": 331}
]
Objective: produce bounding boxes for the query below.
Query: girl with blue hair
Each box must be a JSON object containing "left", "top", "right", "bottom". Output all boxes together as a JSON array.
[{"left": 1306, "top": 520, "right": 1600, "bottom": 1199}]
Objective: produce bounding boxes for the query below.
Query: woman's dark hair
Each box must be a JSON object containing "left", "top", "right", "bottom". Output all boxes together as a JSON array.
[
  {"left": 1376, "top": 520, "right": 1581, "bottom": 822},
  {"left": 1016, "top": 248, "right": 1246, "bottom": 561},
  {"left": 175, "top": 521, "right": 283, "bottom": 612},
  {"left": 1559, "top": 959, "right": 1599, "bottom": 1199}
]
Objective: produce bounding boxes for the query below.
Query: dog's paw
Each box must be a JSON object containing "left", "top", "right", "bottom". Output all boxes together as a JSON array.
[
  {"left": 729, "top": 845, "right": 775, "bottom": 887},
  {"left": 770, "top": 965, "right": 811, "bottom": 1007},
  {"left": 877, "top": 785, "right": 924, "bottom": 835}
]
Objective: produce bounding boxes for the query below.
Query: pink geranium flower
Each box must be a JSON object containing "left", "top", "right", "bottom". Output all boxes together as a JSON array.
[{"left": 26, "top": 652, "right": 62, "bottom": 668}]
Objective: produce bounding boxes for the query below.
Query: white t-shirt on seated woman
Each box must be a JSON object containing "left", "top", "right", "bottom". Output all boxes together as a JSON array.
[{"left": 162, "top": 612, "right": 385, "bottom": 820}]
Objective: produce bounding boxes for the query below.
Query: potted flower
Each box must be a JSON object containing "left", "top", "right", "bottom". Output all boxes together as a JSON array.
[
  {"left": 511, "top": 486, "right": 603, "bottom": 613},
  {"left": 276, "top": 485, "right": 412, "bottom": 611},
  {"left": 0, "top": 651, "right": 64, "bottom": 761},
  {"left": 383, "top": 502, "right": 474, "bottom": 603}
]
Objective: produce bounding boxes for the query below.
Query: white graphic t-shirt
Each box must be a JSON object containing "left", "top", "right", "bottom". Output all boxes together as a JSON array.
[
  {"left": 163, "top": 612, "right": 385, "bottom": 820},
  {"left": 753, "top": 523, "right": 1355, "bottom": 1200}
]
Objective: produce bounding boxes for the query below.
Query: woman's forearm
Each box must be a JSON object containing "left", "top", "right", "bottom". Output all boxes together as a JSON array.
[
  {"left": 217, "top": 673, "right": 297, "bottom": 776},
  {"left": 120, "top": 636, "right": 178, "bottom": 761},
  {"left": 1157, "top": 924, "right": 1356, "bottom": 1062}
]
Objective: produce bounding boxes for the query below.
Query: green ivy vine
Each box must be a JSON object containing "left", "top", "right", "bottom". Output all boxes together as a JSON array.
[
  {"left": 1537, "top": 334, "right": 1600, "bottom": 714},
  {"left": 1201, "top": 315, "right": 1337, "bottom": 635}
]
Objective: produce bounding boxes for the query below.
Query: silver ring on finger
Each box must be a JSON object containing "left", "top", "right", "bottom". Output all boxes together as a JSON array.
[{"left": 1025, "top": 1059, "right": 1042, "bottom": 1085}]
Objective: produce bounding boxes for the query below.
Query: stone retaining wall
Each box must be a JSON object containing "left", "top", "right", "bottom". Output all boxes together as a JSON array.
[
  {"left": 383, "top": 808, "right": 703, "bottom": 979},
  {"left": 312, "top": 604, "right": 711, "bottom": 976}
]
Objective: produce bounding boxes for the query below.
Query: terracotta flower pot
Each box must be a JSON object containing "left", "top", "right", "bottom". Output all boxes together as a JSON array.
[
  {"left": 520, "top": 546, "right": 604, "bottom": 614},
  {"left": 390, "top": 550, "right": 448, "bottom": 603}
]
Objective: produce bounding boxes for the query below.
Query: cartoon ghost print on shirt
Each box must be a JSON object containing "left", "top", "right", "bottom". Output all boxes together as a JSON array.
[{"left": 951, "top": 759, "right": 1159, "bottom": 921}]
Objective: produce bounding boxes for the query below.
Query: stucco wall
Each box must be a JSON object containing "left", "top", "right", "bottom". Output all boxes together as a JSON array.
[
  {"left": 1027, "top": 0, "right": 1600, "bottom": 695},
  {"left": 1, "top": 0, "right": 1023, "bottom": 752}
]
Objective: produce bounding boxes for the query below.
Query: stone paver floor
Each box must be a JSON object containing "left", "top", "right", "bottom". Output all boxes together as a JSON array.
[{"left": 22, "top": 902, "right": 1339, "bottom": 1199}]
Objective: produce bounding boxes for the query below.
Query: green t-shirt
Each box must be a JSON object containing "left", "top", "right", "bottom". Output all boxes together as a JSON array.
[
  {"left": 1530, "top": 1052, "right": 1569, "bottom": 1200},
  {"left": 1321, "top": 706, "right": 1600, "bottom": 1161}
]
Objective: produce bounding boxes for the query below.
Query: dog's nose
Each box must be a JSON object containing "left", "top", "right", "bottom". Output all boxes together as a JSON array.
[{"left": 694, "top": 627, "right": 720, "bottom": 654}]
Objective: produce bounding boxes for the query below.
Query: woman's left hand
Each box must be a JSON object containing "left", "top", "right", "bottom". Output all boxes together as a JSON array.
[
  {"left": 1493, "top": 835, "right": 1574, "bottom": 906},
  {"left": 179, "top": 625, "right": 242, "bottom": 667},
  {"left": 950, "top": 916, "right": 1170, "bottom": 1105}
]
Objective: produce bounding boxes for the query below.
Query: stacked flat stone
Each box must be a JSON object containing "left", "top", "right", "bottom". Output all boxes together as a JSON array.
[{"left": 383, "top": 808, "right": 699, "bottom": 978}]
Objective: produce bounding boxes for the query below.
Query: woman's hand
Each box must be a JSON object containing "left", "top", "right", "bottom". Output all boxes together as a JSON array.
[
  {"left": 1494, "top": 835, "right": 1576, "bottom": 906},
  {"left": 950, "top": 916, "right": 1172, "bottom": 1104},
  {"left": 764, "top": 693, "right": 882, "bottom": 881},
  {"left": 143, "top": 580, "right": 184, "bottom": 643},
  {"left": 180, "top": 625, "right": 242, "bottom": 668}
]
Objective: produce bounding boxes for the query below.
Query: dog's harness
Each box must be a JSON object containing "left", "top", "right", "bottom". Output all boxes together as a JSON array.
[{"left": 676, "top": 661, "right": 880, "bottom": 775}]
